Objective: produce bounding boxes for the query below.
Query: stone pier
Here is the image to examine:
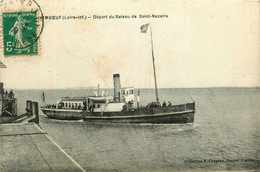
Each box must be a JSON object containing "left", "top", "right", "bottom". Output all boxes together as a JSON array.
[{"left": 0, "top": 123, "right": 85, "bottom": 171}]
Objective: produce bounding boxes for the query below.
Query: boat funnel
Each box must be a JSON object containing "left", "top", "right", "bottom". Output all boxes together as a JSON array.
[{"left": 113, "top": 74, "right": 121, "bottom": 102}]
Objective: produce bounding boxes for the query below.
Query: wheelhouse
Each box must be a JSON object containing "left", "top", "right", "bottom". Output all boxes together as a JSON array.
[{"left": 120, "top": 87, "right": 135, "bottom": 103}]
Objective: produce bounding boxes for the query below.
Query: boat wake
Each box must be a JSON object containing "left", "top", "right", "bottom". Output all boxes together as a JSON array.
[{"left": 82, "top": 122, "right": 200, "bottom": 132}]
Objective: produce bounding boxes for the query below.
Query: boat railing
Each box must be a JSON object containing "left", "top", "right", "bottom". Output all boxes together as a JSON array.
[
  {"left": 159, "top": 102, "right": 195, "bottom": 112},
  {"left": 41, "top": 104, "right": 84, "bottom": 110},
  {"left": 119, "top": 102, "right": 195, "bottom": 114}
]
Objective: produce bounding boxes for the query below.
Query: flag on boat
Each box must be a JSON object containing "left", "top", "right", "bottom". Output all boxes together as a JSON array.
[
  {"left": 0, "top": 61, "right": 6, "bottom": 68},
  {"left": 140, "top": 23, "right": 149, "bottom": 33},
  {"left": 41, "top": 92, "right": 45, "bottom": 102}
]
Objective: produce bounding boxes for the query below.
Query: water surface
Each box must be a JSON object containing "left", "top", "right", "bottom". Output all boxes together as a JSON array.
[{"left": 14, "top": 88, "right": 260, "bottom": 171}]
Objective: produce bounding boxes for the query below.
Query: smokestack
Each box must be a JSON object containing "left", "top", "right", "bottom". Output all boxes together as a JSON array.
[{"left": 113, "top": 74, "right": 121, "bottom": 102}]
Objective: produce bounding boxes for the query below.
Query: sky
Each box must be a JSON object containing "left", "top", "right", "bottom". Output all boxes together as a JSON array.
[{"left": 0, "top": 0, "right": 259, "bottom": 89}]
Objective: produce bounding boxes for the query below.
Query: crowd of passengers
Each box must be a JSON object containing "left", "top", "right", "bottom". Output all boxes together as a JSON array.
[
  {"left": 43, "top": 101, "right": 172, "bottom": 110},
  {"left": 120, "top": 101, "right": 173, "bottom": 112},
  {"left": 145, "top": 101, "right": 172, "bottom": 108},
  {"left": 43, "top": 104, "right": 85, "bottom": 110},
  {"left": 121, "top": 101, "right": 173, "bottom": 111}
]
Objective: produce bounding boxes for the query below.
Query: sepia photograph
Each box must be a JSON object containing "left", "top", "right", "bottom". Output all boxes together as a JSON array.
[{"left": 0, "top": 0, "right": 259, "bottom": 171}]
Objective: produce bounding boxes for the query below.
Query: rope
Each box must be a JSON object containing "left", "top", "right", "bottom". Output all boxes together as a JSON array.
[{"left": 91, "top": 58, "right": 109, "bottom": 89}]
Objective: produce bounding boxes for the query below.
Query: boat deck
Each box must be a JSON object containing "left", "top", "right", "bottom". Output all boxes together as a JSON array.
[{"left": 0, "top": 123, "right": 85, "bottom": 172}]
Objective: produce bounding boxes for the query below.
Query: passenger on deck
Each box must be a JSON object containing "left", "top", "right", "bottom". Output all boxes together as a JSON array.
[
  {"left": 89, "top": 102, "right": 94, "bottom": 112},
  {"left": 101, "top": 90, "right": 105, "bottom": 97},
  {"left": 162, "top": 101, "right": 166, "bottom": 107},
  {"left": 168, "top": 101, "right": 172, "bottom": 107},
  {"left": 137, "top": 90, "right": 140, "bottom": 108}
]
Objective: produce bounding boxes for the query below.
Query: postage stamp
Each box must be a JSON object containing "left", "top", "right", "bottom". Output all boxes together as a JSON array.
[
  {"left": 2, "top": 11, "right": 38, "bottom": 56},
  {"left": 0, "top": 0, "right": 44, "bottom": 57}
]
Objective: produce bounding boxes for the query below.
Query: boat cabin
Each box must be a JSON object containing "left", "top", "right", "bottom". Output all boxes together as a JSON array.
[
  {"left": 87, "top": 101, "right": 125, "bottom": 113},
  {"left": 120, "top": 87, "right": 135, "bottom": 103},
  {"left": 86, "top": 87, "right": 136, "bottom": 113},
  {"left": 56, "top": 97, "right": 86, "bottom": 110}
]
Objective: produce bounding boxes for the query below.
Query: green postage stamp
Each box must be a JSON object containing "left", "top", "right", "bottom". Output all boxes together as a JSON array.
[{"left": 2, "top": 12, "right": 38, "bottom": 56}]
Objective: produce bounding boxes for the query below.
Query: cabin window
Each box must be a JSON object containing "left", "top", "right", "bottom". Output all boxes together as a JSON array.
[
  {"left": 97, "top": 104, "right": 100, "bottom": 108},
  {"left": 65, "top": 103, "right": 67, "bottom": 107},
  {"left": 121, "top": 90, "right": 125, "bottom": 95},
  {"left": 126, "top": 91, "right": 128, "bottom": 96},
  {"left": 130, "top": 90, "right": 133, "bottom": 95},
  {"left": 75, "top": 103, "right": 77, "bottom": 107}
]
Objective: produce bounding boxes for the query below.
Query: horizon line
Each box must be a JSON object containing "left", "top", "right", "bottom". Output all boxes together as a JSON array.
[{"left": 4, "top": 86, "right": 260, "bottom": 90}]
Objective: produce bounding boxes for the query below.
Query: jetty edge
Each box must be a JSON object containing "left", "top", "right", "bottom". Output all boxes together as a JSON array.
[
  {"left": 0, "top": 83, "right": 85, "bottom": 171},
  {"left": 0, "top": 123, "right": 85, "bottom": 171}
]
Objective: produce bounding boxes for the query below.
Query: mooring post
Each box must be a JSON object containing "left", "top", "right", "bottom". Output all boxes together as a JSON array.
[
  {"left": 32, "top": 102, "right": 39, "bottom": 124},
  {"left": 26, "top": 100, "right": 33, "bottom": 116}
]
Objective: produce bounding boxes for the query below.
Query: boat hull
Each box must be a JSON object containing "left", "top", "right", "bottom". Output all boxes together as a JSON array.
[
  {"left": 41, "top": 108, "right": 84, "bottom": 120},
  {"left": 83, "top": 102, "right": 195, "bottom": 124},
  {"left": 84, "top": 110, "right": 194, "bottom": 124}
]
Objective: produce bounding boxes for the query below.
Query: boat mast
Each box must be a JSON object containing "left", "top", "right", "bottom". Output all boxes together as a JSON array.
[
  {"left": 98, "top": 84, "right": 100, "bottom": 96},
  {"left": 149, "top": 23, "right": 159, "bottom": 103}
]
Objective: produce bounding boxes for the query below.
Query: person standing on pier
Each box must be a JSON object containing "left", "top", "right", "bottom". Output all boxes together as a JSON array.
[{"left": 9, "top": 90, "right": 14, "bottom": 98}]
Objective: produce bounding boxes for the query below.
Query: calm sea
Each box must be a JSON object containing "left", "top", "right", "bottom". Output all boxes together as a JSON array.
[{"left": 14, "top": 88, "right": 260, "bottom": 171}]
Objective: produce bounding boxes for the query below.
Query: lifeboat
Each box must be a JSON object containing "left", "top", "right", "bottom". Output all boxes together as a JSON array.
[{"left": 88, "top": 96, "right": 113, "bottom": 103}]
